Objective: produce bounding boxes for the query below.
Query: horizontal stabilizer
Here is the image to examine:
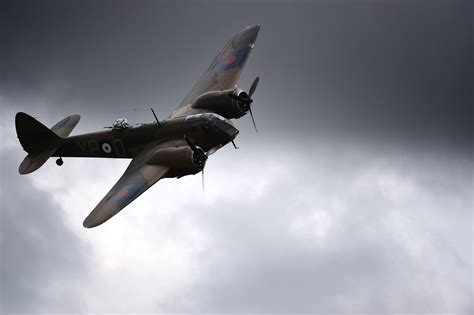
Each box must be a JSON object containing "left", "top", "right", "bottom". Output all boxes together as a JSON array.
[
  {"left": 19, "top": 149, "right": 58, "bottom": 175},
  {"left": 51, "top": 114, "right": 81, "bottom": 138}
]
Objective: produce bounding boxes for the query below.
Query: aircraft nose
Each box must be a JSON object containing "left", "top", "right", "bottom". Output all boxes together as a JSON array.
[{"left": 222, "top": 119, "right": 239, "bottom": 139}]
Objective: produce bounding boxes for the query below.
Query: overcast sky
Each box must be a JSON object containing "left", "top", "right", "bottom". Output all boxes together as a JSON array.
[{"left": 1, "top": 0, "right": 472, "bottom": 313}]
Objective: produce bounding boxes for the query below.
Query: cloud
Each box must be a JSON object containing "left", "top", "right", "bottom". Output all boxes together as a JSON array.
[
  {"left": 174, "top": 145, "right": 473, "bottom": 313},
  {"left": 0, "top": 147, "right": 91, "bottom": 313},
  {"left": 1, "top": 96, "right": 471, "bottom": 312},
  {"left": 1, "top": 1, "right": 472, "bottom": 312}
]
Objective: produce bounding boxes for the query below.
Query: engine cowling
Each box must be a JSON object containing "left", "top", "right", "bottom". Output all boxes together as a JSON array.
[
  {"left": 148, "top": 146, "right": 207, "bottom": 177},
  {"left": 191, "top": 89, "right": 249, "bottom": 119}
]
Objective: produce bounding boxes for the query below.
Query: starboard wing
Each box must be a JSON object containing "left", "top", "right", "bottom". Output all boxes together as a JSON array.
[
  {"left": 83, "top": 150, "right": 170, "bottom": 228},
  {"left": 170, "top": 24, "right": 260, "bottom": 118}
]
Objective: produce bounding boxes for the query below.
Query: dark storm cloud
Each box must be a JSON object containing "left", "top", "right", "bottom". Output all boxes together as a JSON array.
[
  {"left": 0, "top": 148, "right": 90, "bottom": 313},
  {"left": 1, "top": 0, "right": 472, "bottom": 153}
]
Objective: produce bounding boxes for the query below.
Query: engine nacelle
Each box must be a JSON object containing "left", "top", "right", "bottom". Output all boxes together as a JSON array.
[
  {"left": 191, "top": 89, "right": 249, "bottom": 119},
  {"left": 148, "top": 146, "right": 207, "bottom": 178}
]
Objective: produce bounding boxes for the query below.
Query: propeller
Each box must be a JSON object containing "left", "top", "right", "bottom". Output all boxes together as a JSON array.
[
  {"left": 184, "top": 136, "right": 208, "bottom": 191},
  {"left": 202, "top": 167, "right": 205, "bottom": 192},
  {"left": 228, "top": 76, "right": 260, "bottom": 132},
  {"left": 249, "top": 76, "right": 260, "bottom": 98}
]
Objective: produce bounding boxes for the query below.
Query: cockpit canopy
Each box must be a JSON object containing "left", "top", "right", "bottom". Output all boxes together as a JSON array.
[
  {"left": 184, "top": 112, "right": 226, "bottom": 123},
  {"left": 112, "top": 118, "right": 130, "bottom": 130}
]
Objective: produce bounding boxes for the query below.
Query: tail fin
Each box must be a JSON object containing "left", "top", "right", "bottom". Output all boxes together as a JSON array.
[
  {"left": 16, "top": 112, "right": 61, "bottom": 153},
  {"left": 15, "top": 112, "right": 80, "bottom": 174}
]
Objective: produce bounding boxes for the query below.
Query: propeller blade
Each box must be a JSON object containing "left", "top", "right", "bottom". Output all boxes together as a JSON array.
[
  {"left": 249, "top": 76, "right": 260, "bottom": 97},
  {"left": 206, "top": 146, "right": 219, "bottom": 156},
  {"left": 184, "top": 135, "right": 198, "bottom": 152},
  {"left": 249, "top": 107, "right": 258, "bottom": 133},
  {"left": 202, "top": 168, "right": 205, "bottom": 192}
]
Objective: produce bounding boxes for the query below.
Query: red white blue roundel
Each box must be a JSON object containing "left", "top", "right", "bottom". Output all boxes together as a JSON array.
[
  {"left": 107, "top": 185, "right": 141, "bottom": 205},
  {"left": 215, "top": 49, "right": 247, "bottom": 71}
]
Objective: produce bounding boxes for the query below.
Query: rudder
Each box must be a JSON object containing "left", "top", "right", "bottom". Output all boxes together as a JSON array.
[{"left": 16, "top": 112, "right": 61, "bottom": 153}]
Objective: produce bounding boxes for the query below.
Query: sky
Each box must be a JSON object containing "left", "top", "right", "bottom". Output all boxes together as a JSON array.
[{"left": 1, "top": 0, "right": 472, "bottom": 313}]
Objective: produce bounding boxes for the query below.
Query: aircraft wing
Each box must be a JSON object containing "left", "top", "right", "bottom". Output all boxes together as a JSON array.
[
  {"left": 170, "top": 24, "right": 260, "bottom": 118},
  {"left": 83, "top": 146, "right": 170, "bottom": 228}
]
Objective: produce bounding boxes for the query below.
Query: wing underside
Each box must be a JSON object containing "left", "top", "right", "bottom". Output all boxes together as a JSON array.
[
  {"left": 170, "top": 24, "right": 260, "bottom": 118},
  {"left": 83, "top": 158, "right": 169, "bottom": 228}
]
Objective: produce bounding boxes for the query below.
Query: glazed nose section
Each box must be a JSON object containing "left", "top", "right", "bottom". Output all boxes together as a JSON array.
[
  {"left": 219, "top": 118, "right": 239, "bottom": 139},
  {"left": 206, "top": 113, "right": 239, "bottom": 138}
]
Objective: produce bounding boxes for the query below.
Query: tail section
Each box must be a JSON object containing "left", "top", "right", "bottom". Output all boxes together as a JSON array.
[
  {"left": 16, "top": 112, "right": 61, "bottom": 153},
  {"left": 15, "top": 112, "right": 80, "bottom": 174}
]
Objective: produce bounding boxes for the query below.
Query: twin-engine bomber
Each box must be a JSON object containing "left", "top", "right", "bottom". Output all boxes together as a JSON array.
[{"left": 15, "top": 25, "right": 261, "bottom": 228}]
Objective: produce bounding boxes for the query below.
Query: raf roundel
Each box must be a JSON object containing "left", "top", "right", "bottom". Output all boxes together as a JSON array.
[
  {"left": 223, "top": 55, "right": 237, "bottom": 65},
  {"left": 215, "top": 49, "right": 247, "bottom": 72},
  {"left": 102, "top": 143, "right": 112, "bottom": 153},
  {"left": 107, "top": 185, "right": 141, "bottom": 205}
]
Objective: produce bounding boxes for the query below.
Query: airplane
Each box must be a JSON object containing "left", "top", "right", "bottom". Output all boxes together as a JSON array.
[{"left": 15, "top": 24, "right": 261, "bottom": 228}]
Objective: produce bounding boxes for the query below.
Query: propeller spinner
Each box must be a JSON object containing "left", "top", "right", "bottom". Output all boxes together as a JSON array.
[
  {"left": 184, "top": 136, "right": 208, "bottom": 191},
  {"left": 228, "top": 76, "right": 260, "bottom": 132}
]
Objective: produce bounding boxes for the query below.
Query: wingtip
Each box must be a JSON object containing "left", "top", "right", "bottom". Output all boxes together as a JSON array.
[
  {"left": 234, "top": 24, "right": 260, "bottom": 47},
  {"left": 82, "top": 201, "right": 122, "bottom": 229},
  {"left": 245, "top": 24, "right": 261, "bottom": 30},
  {"left": 83, "top": 212, "right": 104, "bottom": 228},
  {"left": 83, "top": 218, "right": 99, "bottom": 228},
  {"left": 71, "top": 114, "right": 81, "bottom": 121},
  {"left": 241, "top": 24, "right": 260, "bottom": 35},
  {"left": 82, "top": 218, "right": 93, "bottom": 228}
]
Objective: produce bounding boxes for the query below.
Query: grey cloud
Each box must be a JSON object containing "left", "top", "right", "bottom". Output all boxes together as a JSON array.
[{"left": 0, "top": 148, "right": 90, "bottom": 313}]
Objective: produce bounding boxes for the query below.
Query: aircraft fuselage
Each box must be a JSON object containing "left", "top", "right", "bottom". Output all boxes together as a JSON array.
[{"left": 53, "top": 113, "right": 239, "bottom": 159}]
